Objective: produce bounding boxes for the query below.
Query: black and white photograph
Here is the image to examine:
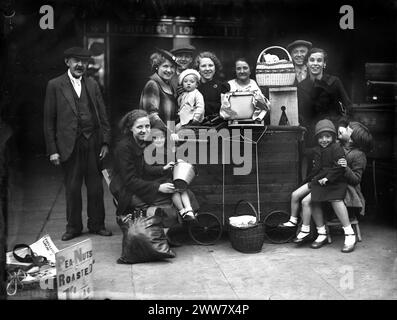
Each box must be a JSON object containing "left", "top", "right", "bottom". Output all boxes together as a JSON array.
[{"left": 0, "top": 0, "right": 396, "bottom": 305}]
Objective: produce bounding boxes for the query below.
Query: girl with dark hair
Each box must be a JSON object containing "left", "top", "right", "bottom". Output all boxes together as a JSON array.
[
  {"left": 298, "top": 48, "right": 352, "bottom": 146},
  {"left": 223, "top": 57, "right": 270, "bottom": 121},
  {"left": 194, "top": 51, "right": 230, "bottom": 118},
  {"left": 110, "top": 110, "right": 176, "bottom": 217}
]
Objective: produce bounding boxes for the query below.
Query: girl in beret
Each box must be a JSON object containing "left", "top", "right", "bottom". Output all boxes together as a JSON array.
[
  {"left": 281, "top": 120, "right": 349, "bottom": 249},
  {"left": 309, "top": 120, "right": 373, "bottom": 252}
]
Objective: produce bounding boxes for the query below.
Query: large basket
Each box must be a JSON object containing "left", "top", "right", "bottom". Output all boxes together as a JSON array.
[
  {"left": 255, "top": 46, "right": 295, "bottom": 87},
  {"left": 228, "top": 200, "right": 265, "bottom": 253}
]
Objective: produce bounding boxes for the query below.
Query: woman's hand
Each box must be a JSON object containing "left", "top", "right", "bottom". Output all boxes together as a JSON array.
[
  {"left": 159, "top": 183, "right": 175, "bottom": 193},
  {"left": 318, "top": 178, "right": 328, "bottom": 186},
  {"left": 163, "top": 161, "right": 175, "bottom": 171},
  {"left": 337, "top": 158, "right": 347, "bottom": 168}
]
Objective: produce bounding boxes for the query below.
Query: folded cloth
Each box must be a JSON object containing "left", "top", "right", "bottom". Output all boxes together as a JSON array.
[{"left": 229, "top": 215, "right": 257, "bottom": 228}]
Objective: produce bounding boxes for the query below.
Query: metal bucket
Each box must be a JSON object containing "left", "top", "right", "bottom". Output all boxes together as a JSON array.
[{"left": 173, "top": 160, "right": 197, "bottom": 190}]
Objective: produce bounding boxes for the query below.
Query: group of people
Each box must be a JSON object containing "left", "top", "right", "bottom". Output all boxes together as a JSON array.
[{"left": 43, "top": 39, "right": 372, "bottom": 256}]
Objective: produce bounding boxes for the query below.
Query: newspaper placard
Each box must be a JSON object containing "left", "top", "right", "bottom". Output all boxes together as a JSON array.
[
  {"left": 6, "top": 234, "right": 59, "bottom": 267},
  {"left": 55, "top": 239, "right": 94, "bottom": 300}
]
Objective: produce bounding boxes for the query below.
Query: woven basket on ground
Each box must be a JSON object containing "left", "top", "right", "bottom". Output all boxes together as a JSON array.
[
  {"left": 228, "top": 200, "right": 265, "bottom": 253},
  {"left": 255, "top": 46, "right": 295, "bottom": 87}
]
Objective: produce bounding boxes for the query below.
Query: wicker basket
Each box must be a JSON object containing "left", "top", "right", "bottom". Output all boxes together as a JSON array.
[
  {"left": 255, "top": 46, "right": 296, "bottom": 87},
  {"left": 228, "top": 200, "right": 265, "bottom": 253}
]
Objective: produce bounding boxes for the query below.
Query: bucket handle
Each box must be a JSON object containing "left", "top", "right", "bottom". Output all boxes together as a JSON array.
[
  {"left": 256, "top": 46, "right": 292, "bottom": 64},
  {"left": 233, "top": 199, "right": 259, "bottom": 223}
]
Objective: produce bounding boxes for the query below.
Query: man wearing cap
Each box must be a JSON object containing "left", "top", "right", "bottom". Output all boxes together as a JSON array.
[
  {"left": 170, "top": 44, "right": 196, "bottom": 94},
  {"left": 287, "top": 40, "right": 312, "bottom": 84},
  {"left": 44, "top": 47, "right": 112, "bottom": 241}
]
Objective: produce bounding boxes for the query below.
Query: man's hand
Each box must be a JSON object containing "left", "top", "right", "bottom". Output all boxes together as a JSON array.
[
  {"left": 337, "top": 158, "right": 347, "bottom": 168},
  {"left": 50, "top": 153, "right": 60, "bottom": 166},
  {"left": 176, "top": 85, "right": 184, "bottom": 96},
  {"left": 99, "top": 145, "right": 109, "bottom": 160},
  {"left": 318, "top": 177, "right": 328, "bottom": 186}
]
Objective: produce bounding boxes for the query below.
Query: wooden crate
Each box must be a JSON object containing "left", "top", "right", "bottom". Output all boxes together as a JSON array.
[
  {"left": 189, "top": 126, "right": 304, "bottom": 222},
  {"left": 269, "top": 86, "right": 299, "bottom": 126}
]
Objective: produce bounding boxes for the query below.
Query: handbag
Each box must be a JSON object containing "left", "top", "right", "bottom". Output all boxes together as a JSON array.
[{"left": 12, "top": 244, "right": 49, "bottom": 267}]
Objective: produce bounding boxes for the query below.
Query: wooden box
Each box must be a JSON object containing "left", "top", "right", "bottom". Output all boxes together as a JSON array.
[{"left": 269, "top": 86, "right": 299, "bottom": 126}]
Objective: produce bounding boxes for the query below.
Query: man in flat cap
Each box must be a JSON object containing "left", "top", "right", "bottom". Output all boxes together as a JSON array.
[
  {"left": 287, "top": 40, "right": 312, "bottom": 84},
  {"left": 44, "top": 47, "right": 112, "bottom": 241},
  {"left": 170, "top": 44, "right": 196, "bottom": 93}
]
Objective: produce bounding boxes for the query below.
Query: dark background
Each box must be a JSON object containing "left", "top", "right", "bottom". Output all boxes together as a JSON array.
[
  {"left": 0, "top": 0, "right": 396, "bottom": 218},
  {"left": 0, "top": 0, "right": 396, "bottom": 154},
  {"left": 0, "top": 0, "right": 396, "bottom": 298}
]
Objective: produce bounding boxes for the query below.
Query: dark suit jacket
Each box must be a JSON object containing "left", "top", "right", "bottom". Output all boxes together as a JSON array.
[
  {"left": 297, "top": 73, "right": 352, "bottom": 127},
  {"left": 43, "top": 72, "right": 111, "bottom": 161}
]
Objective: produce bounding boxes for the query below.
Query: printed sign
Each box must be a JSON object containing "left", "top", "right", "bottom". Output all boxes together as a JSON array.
[{"left": 55, "top": 239, "right": 94, "bottom": 300}]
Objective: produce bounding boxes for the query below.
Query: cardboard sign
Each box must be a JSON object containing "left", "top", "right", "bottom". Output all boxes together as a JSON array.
[{"left": 55, "top": 239, "right": 94, "bottom": 300}]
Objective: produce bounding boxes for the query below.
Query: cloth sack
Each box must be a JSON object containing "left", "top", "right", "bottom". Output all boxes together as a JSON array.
[{"left": 118, "top": 213, "right": 175, "bottom": 264}]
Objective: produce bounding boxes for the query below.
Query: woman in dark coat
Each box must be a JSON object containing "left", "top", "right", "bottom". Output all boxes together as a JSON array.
[
  {"left": 139, "top": 49, "right": 178, "bottom": 134},
  {"left": 194, "top": 51, "right": 230, "bottom": 119},
  {"left": 109, "top": 110, "right": 175, "bottom": 217},
  {"left": 297, "top": 48, "right": 352, "bottom": 146}
]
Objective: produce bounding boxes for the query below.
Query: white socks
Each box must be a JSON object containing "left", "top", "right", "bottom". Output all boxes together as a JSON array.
[
  {"left": 314, "top": 225, "right": 327, "bottom": 243},
  {"left": 282, "top": 216, "right": 298, "bottom": 227},
  {"left": 297, "top": 224, "right": 310, "bottom": 239},
  {"left": 180, "top": 207, "right": 195, "bottom": 219},
  {"left": 343, "top": 225, "right": 356, "bottom": 245}
]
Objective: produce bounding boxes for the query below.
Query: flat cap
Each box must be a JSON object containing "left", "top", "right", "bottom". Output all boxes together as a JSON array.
[
  {"left": 170, "top": 44, "right": 196, "bottom": 55},
  {"left": 155, "top": 48, "right": 178, "bottom": 66},
  {"left": 64, "top": 47, "right": 92, "bottom": 59},
  {"left": 287, "top": 40, "right": 312, "bottom": 52}
]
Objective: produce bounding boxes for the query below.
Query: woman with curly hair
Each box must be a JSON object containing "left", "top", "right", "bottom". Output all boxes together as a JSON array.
[
  {"left": 193, "top": 51, "right": 230, "bottom": 119},
  {"left": 139, "top": 49, "right": 178, "bottom": 133}
]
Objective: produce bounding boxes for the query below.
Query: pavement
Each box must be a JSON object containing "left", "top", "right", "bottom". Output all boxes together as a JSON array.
[{"left": 5, "top": 155, "right": 397, "bottom": 300}]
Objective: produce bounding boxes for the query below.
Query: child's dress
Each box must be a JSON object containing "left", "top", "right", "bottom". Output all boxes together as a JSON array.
[
  {"left": 305, "top": 142, "right": 347, "bottom": 202},
  {"left": 177, "top": 89, "right": 205, "bottom": 126}
]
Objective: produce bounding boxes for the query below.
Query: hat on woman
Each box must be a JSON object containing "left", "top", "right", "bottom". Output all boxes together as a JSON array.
[
  {"left": 315, "top": 119, "right": 336, "bottom": 136},
  {"left": 178, "top": 68, "right": 201, "bottom": 85},
  {"left": 155, "top": 48, "right": 178, "bottom": 66}
]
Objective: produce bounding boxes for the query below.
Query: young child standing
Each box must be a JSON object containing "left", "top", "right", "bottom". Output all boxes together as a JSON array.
[
  {"left": 176, "top": 69, "right": 205, "bottom": 130},
  {"left": 280, "top": 119, "right": 348, "bottom": 245}
]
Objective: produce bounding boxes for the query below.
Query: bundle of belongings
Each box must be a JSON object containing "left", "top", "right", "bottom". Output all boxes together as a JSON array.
[
  {"left": 6, "top": 234, "right": 58, "bottom": 298},
  {"left": 116, "top": 207, "right": 177, "bottom": 264}
]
